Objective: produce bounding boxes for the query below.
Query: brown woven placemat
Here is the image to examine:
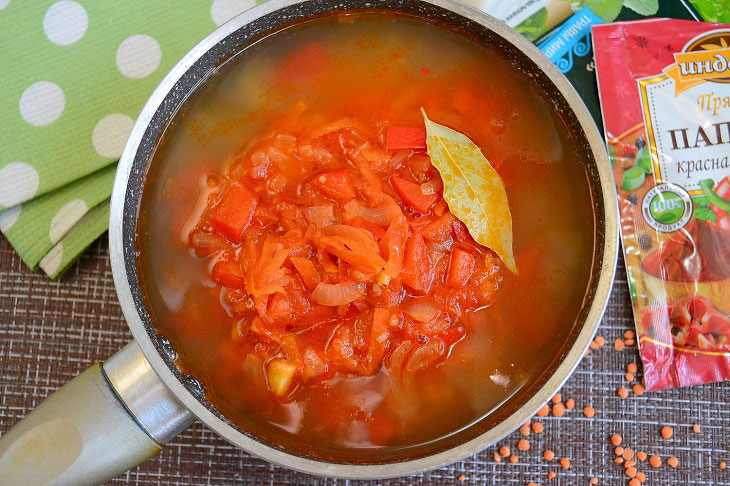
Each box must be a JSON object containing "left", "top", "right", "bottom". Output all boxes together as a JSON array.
[{"left": 1, "top": 234, "right": 729, "bottom": 485}]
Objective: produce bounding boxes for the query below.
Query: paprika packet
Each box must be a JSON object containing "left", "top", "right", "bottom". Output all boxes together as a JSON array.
[{"left": 594, "top": 19, "right": 730, "bottom": 390}]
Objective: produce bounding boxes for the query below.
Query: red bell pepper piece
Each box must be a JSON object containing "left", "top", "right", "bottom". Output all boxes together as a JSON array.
[
  {"left": 390, "top": 175, "right": 439, "bottom": 214},
  {"left": 446, "top": 248, "right": 476, "bottom": 288},
  {"left": 385, "top": 126, "right": 426, "bottom": 151},
  {"left": 310, "top": 168, "right": 356, "bottom": 200},
  {"left": 210, "top": 183, "right": 258, "bottom": 242}
]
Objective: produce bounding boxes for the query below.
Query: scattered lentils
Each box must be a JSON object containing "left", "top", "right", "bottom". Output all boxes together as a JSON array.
[
  {"left": 636, "top": 451, "right": 647, "bottom": 461},
  {"left": 625, "top": 466, "right": 637, "bottom": 478},
  {"left": 614, "top": 339, "right": 625, "bottom": 351},
  {"left": 548, "top": 471, "right": 556, "bottom": 479},
  {"left": 625, "top": 372, "right": 635, "bottom": 382},
  {"left": 622, "top": 448, "right": 635, "bottom": 461},
  {"left": 632, "top": 384, "right": 645, "bottom": 396},
  {"left": 583, "top": 406, "right": 595, "bottom": 418},
  {"left": 509, "top": 455, "right": 519, "bottom": 464},
  {"left": 649, "top": 455, "right": 662, "bottom": 468},
  {"left": 615, "top": 447, "right": 625, "bottom": 456},
  {"left": 667, "top": 456, "right": 679, "bottom": 468},
  {"left": 611, "top": 434, "right": 622, "bottom": 446},
  {"left": 458, "top": 474, "right": 466, "bottom": 482},
  {"left": 544, "top": 450, "right": 555, "bottom": 461},
  {"left": 590, "top": 478, "right": 598, "bottom": 485},
  {"left": 499, "top": 446, "right": 510, "bottom": 457},
  {"left": 720, "top": 461, "right": 727, "bottom": 470},
  {"left": 531, "top": 422, "right": 544, "bottom": 434},
  {"left": 519, "top": 424, "right": 531, "bottom": 436},
  {"left": 629, "top": 479, "right": 640, "bottom": 486},
  {"left": 566, "top": 398, "right": 575, "bottom": 409},
  {"left": 661, "top": 426, "right": 674, "bottom": 439},
  {"left": 617, "top": 387, "right": 629, "bottom": 399},
  {"left": 517, "top": 439, "right": 530, "bottom": 451},
  {"left": 552, "top": 393, "right": 562, "bottom": 404},
  {"left": 693, "top": 423, "right": 701, "bottom": 433},
  {"left": 552, "top": 403, "right": 566, "bottom": 417},
  {"left": 560, "top": 458, "right": 571, "bottom": 469},
  {"left": 537, "top": 404, "right": 549, "bottom": 417},
  {"left": 636, "top": 471, "right": 646, "bottom": 482},
  {"left": 627, "top": 363, "right": 638, "bottom": 374}
]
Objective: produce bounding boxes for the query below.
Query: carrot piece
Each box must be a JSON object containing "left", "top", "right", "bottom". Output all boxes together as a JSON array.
[
  {"left": 401, "top": 230, "right": 432, "bottom": 294},
  {"left": 212, "top": 260, "right": 247, "bottom": 289},
  {"left": 385, "top": 126, "right": 427, "bottom": 151},
  {"left": 349, "top": 216, "right": 386, "bottom": 240},
  {"left": 390, "top": 176, "right": 439, "bottom": 214},
  {"left": 210, "top": 183, "right": 258, "bottom": 242},
  {"left": 290, "top": 257, "right": 321, "bottom": 291},
  {"left": 446, "top": 248, "right": 476, "bottom": 288},
  {"left": 310, "top": 168, "right": 356, "bottom": 200},
  {"left": 422, "top": 213, "right": 454, "bottom": 242}
]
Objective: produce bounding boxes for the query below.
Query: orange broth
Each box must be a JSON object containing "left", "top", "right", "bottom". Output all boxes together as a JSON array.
[{"left": 136, "top": 12, "right": 596, "bottom": 462}]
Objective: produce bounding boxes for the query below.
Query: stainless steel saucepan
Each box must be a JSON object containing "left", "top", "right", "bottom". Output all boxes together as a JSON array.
[{"left": 0, "top": 0, "right": 618, "bottom": 483}]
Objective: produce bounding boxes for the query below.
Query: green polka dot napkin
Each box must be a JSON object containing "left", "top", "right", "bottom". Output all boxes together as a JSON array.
[{"left": 0, "top": 0, "right": 260, "bottom": 278}]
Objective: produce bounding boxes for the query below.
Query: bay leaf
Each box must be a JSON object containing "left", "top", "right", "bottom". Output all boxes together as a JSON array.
[{"left": 420, "top": 108, "right": 517, "bottom": 274}]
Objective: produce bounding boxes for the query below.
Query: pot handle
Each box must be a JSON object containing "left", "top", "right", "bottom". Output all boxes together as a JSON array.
[{"left": 0, "top": 341, "right": 194, "bottom": 486}]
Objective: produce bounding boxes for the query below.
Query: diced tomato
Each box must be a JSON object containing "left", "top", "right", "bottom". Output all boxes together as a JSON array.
[
  {"left": 275, "top": 42, "right": 327, "bottom": 83},
  {"left": 401, "top": 230, "right": 432, "bottom": 294},
  {"left": 210, "top": 183, "right": 258, "bottom": 242},
  {"left": 268, "top": 294, "right": 292, "bottom": 321},
  {"left": 406, "top": 154, "right": 432, "bottom": 176},
  {"left": 349, "top": 216, "right": 386, "bottom": 240},
  {"left": 390, "top": 176, "right": 439, "bottom": 214},
  {"left": 385, "top": 126, "right": 426, "bottom": 151},
  {"left": 212, "top": 260, "right": 246, "bottom": 288},
  {"left": 446, "top": 248, "right": 476, "bottom": 288},
  {"left": 310, "top": 168, "right": 356, "bottom": 200}
]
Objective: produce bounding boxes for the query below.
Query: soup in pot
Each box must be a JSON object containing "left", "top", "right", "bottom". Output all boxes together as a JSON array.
[{"left": 136, "top": 11, "right": 596, "bottom": 462}]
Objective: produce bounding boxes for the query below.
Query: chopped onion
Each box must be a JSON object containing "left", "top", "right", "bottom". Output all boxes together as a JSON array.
[
  {"left": 404, "top": 300, "right": 441, "bottom": 323},
  {"left": 343, "top": 200, "right": 391, "bottom": 226},
  {"left": 420, "top": 178, "right": 443, "bottom": 195},
  {"left": 311, "top": 281, "right": 365, "bottom": 306},
  {"left": 304, "top": 205, "right": 335, "bottom": 227}
]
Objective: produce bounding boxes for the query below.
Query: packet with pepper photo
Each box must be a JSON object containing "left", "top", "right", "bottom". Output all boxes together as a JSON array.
[{"left": 594, "top": 19, "right": 730, "bottom": 390}]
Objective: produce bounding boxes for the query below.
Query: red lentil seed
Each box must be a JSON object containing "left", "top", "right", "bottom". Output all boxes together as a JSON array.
[
  {"left": 611, "top": 434, "right": 622, "bottom": 446},
  {"left": 625, "top": 339, "right": 636, "bottom": 346},
  {"left": 595, "top": 335, "right": 605, "bottom": 346},
  {"left": 548, "top": 471, "right": 556, "bottom": 479},
  {"left": 626, "top": 466, "right": 637, "bottom": 478},
  {"left": 617, "top": 387, "right": 629, "bottom": 399},
  {"left": 649, "top": 455, "right": 661, "bottom": 467},
  {"left": 633, "top": 384, "right": 645, "bottom": 396},
  {"left": 544, "top": 450, "right": 555, "bottom": 461},
  {"left": 636, "top": 471, "right": 646, "bottom": 482},
  {"left": 624, "top": 460, "right": 636, "bottom": 468},
  {"left": 583, "top": 406, "right": 595, "bottom": 418},
  {"left": 532, "top": 422, "right": 544, "bottom": 433},
  {"left": 566, "top": 398, "right": 575, "bottom": 409},
  {"left": 693, "top": 423, "right": 700, "bottom": 433},
  {"left": 524, "top": 418, "right": 531, "bottom": 426},
  {"left": 625, "top": 372, "right": 635, "bottom": 382},
  {"left": 622, "top": 448, "right": 635, "bottom": 460},
  {"left": 661, "top": 426, "right": 674, "bottom": 439},
  {"left": 614, "top": 339, "right": 625, "bottom": 351},
  {"left": 590, "top": 478, "right": 598, "bottom": 485},
  {"left": 627, "top": 363, "right": 638, "bottom": 374},
  {"left": 520, "top": 424, "right": 531, "bottom": 436},
  {"left": 590, "top": 340, "right": 599, "bottom": 350},
  {"left": 510, "top": 455, "right": 519, "bottom": 464},
  {"left": 518, "top": 439, "right": 530, "bottom": 451},
  {"left": 624, "top": 330, "right": 635, "bottom": 339},
  {"left": 560, "top": 458, "right": 570, "bottom": 469},
  {"left": 493, "top": 452, "right": 501, "bottom": 463},
  {"left": 615, "top": 447, "right": 624, "bottom": 456},
  {"left": 636, "top": 451, "right": 647, "bottom": 461},
  {"left": 629, "top": 479, "right": 640, "bottom": 486},
  {"left": 458, "top": 474, "right": 466, "bottom": 482},
  {"left": 668, "top": 456, "right": 679, "bottom": 468},
  {"left": 552, "top": 393, "right": 562, "bottom": 404},
  {"left": 500, "top": 446, "right": 510, "bottom": 457},
  {"left": 537, "top": 404, "right": 549, "bottom": 417},
  {"left": 527, "top": 483, "right": 536, "bottom": 486},
  {"left": 584, "top": 349, "right": 590, "bottom": 357},
  {"left": 615, "top": 457, "right": 624, "bottom": 464},
  {"left": 552, "top": 403, "right": 566, "bottom": 417},
  {"left": 720, "top": 461, "right": 727, "bottom": 470}
]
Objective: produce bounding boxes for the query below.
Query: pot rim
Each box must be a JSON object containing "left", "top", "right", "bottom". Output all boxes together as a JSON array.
[{"left": 109, "top": 0, "right": 619, "bottom": 478}]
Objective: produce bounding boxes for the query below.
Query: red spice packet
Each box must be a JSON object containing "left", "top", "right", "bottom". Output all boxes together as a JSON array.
[{"left": 593, "top": 19, "right": 730, "bottom": 391}]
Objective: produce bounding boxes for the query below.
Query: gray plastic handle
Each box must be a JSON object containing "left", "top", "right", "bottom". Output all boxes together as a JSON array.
[{"left": 0, "top": 342, "right": 194, "bottom": 485}]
